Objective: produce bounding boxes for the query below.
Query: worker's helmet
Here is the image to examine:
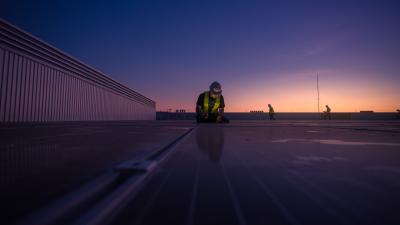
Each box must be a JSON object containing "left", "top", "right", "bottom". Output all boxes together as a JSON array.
[{"left": 209, "top": 81, "right": 222, "bottom": 94}]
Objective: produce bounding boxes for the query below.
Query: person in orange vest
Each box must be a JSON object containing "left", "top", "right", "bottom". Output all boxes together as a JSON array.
[{"left": 196, "top": 81, "right": 229, "bottom": 123}]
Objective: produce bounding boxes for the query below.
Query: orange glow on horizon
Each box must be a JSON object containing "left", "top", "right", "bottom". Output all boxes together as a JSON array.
[{"left": 155, "top": 71, "right": 400, "bottom": 113}]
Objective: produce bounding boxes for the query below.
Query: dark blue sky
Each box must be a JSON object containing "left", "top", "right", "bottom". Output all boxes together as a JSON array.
[{"left": 1, "top": 0, "right": 399, "bottom": 111}]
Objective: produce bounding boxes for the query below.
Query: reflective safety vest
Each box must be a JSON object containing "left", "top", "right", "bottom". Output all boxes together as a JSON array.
[{"left": 203, "top": 91, "right": 220, "bottom": 113}]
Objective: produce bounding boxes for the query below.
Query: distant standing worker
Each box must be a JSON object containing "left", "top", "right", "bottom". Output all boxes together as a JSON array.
[
  {"left": 324, "top": 105, "right": 331, "bottom": 120},
  {"left": 196, "top": 81, "right": 229, "bottom": 123},
  {"left": 268, "top": 104, "right": 275, "bottom": 120}
]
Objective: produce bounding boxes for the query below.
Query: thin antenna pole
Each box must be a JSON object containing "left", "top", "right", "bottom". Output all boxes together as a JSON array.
[{"left": 317, "top": 72, "right": 320, "bottom": 113}]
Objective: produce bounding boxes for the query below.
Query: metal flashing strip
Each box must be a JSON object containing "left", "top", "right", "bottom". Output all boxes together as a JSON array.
[
  {"left": 73, "top": 126, "right": 196, "bottom": 225},
  {"left": 114, "top": 160, "right": 158, "bottom": 174},
  {"left": 12, "top": 126, "right": 195, "bottom": 225}
]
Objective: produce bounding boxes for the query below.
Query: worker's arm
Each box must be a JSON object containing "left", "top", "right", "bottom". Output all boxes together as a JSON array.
[
  {"left": 196, "top": 105, "right": 205, "bottom": 114},
  {"left": 216, "top": 107, "right": 224, "bottom": 122},
  {"left": 196, "top": 105, "right": 208, "bottom": 118},
  {"left": 218, "top": 95, "right": 225, "bottom": 116},
  {"left": 217, "top": 95, "right": 225, "bottom": 121},
  {"left": 218, "top": 107, "right": 224, "bottom": 116},
  {"left": 196, "top": 93, "right": 204, "bottom": 113},
  {"left": 196, "top": 93, "right": 208, "bottom": 118}
]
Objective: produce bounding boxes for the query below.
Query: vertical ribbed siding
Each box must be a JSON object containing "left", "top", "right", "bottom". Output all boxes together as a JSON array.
[
  {"left": 0, "top": 48, "right": 5, "bottom": 120},
  {"left": 20, "top": 57, "right": 26, "bottom": 122},
  {"left": 6, "top": 52, "right": 15, "bottom": 122},
  {"left": 0, "top": 19, "right": 155, "bottom": 123},
  {"left": 0, "top": 47, "right": 156, "bottom": 122}
]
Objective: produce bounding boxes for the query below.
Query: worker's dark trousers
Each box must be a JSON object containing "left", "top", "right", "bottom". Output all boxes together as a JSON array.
[
  {"left": 269, "top": 113, "right": 275, "bottom": 120},
  {"left": 196, "top": 114, "right": 230, "bottom": 123},
  {"left": 323, "top": 113, "right": 331, "bottom": 120}
]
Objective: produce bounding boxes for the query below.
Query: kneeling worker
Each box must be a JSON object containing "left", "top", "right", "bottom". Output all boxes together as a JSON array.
[{"left": 196, "top": 81, "right": 229, "bottom": 123}]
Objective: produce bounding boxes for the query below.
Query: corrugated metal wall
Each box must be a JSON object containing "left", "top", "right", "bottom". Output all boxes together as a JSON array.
[{"left": 0, "top": 19, "right": 155, "bottom": 122}]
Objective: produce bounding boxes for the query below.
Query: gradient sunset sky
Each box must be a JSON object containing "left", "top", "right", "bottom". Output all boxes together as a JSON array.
[{"left": 1, "top": 0, "right": 399, "bottom": 112}]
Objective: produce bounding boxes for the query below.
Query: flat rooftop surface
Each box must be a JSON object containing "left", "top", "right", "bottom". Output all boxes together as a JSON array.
[
  {"left": 1, "top": 120, "right": 400, "bottom": 225},
  {"left": 114, "top": 121, "right": 400, "bottom": 225}
]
